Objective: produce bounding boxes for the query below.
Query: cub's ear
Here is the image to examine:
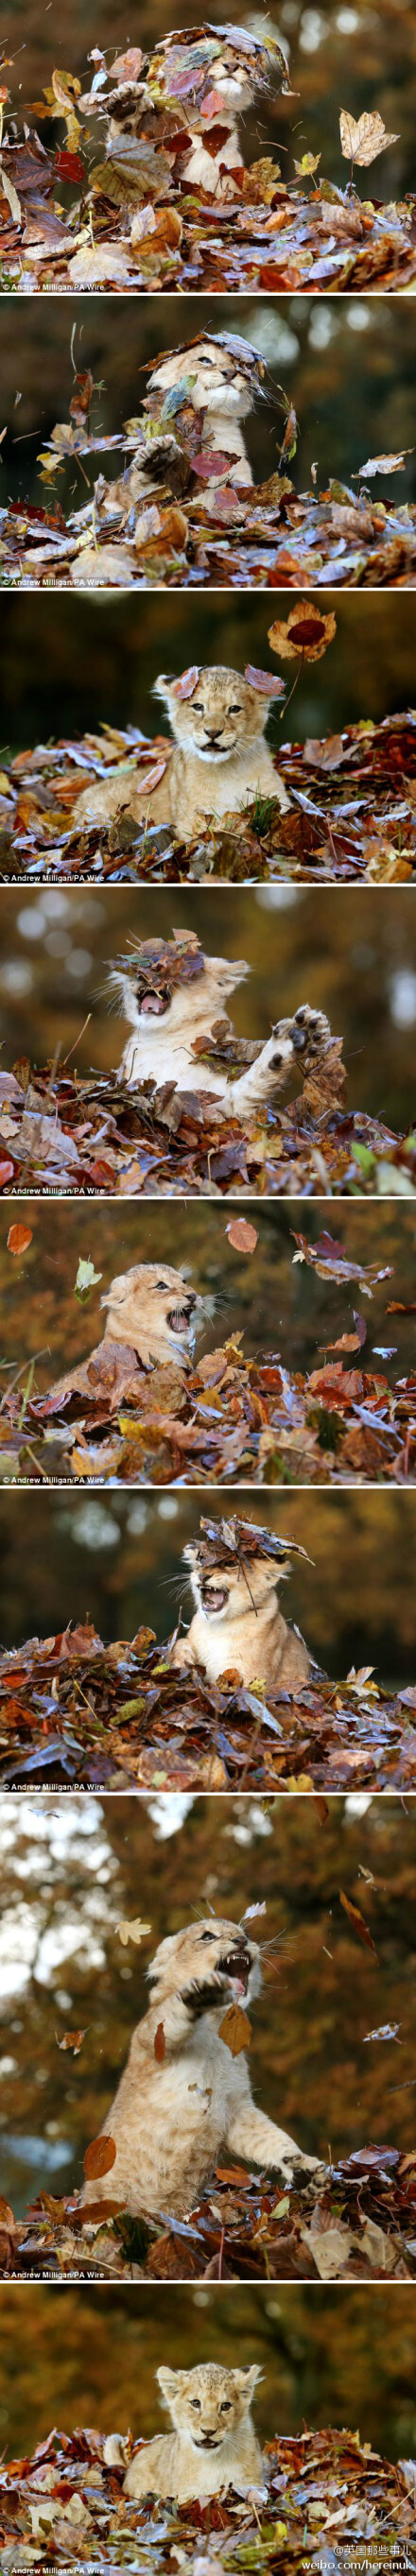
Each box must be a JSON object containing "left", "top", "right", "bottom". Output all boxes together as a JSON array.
[
  {"left": 237, "top": 2365, "right": 262, "bottom": 2393},
  {"left": 157, "top": 2367, "right": 183, "bottom": 2398},
  {"left": 153, "top": 674, "right": 176, "bottom": 713}
]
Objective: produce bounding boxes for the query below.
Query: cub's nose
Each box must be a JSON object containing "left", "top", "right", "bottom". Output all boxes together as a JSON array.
[{"left": 206, "top": 729, "right": 223, "bottom": 745}]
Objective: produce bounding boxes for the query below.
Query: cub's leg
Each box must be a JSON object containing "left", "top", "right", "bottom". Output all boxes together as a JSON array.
[
  {"left": 73, "top": 766, "right": 173, "bottom": 833},
  {"left": 226, "top": 2104, "right": 320, "bottom": 2180},
  {"left": 170, "top": 1635, "right": 198, "bottom": 1672}
]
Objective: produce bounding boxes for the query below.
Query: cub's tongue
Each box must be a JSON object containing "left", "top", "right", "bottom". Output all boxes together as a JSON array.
[{"left": 170, "top": 1309, "right": 190, "bottom": 1334}]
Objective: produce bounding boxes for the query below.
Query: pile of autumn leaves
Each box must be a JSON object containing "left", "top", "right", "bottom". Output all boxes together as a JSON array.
[
  {"left": 2, "top": 359, "right": 416, "bottom": 589},
  {"left": 1, "top": 28, "right": 416, "bottom": 293},
  {"left": 1, "top": 1225, "right": 416, "bottom": 1486},
  {"left": 0, "top": 2425, "right": 413, "bottom": 2567},
  {"left": 2, "top": 710, "right": 415, "bottom": 889}
]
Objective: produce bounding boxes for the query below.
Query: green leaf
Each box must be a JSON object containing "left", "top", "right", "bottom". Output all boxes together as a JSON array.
[{"left": 75, "top": 1256, "right": 102, "bottom": 1302}]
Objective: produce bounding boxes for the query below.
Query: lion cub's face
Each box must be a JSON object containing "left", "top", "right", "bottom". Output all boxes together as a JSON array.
[
  {"left": 185, "top": 1546, "right": 289, "bottom": 1625},
  {"left": 157, "top": 2362, "right": 261, "bottom": 2449},
  {"left": 150, "top": 340, "right": 252, "bottom": 421},
  {"left": 113, "top": 949, "right": 249, "bottom": 1039},
  {"left": 147, "top": 1915, "right": 261, "bottom": 2005},
  {"left": 100, "top": 1262, "right": 197, "bottom": 1365},
  {"left": 154, "top": 667, "right": 271, "bottom": 767}
]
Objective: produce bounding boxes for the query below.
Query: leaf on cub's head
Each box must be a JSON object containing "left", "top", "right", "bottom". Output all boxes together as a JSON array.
[
  {"left": 171, "top": 665, "right": 200, "bottom": 698},
  {"left": 244, "top": 664, "right": 286, "bottom": 697},
  {"left": 218, "top": 2003, "right": 251, "bottom": 2055},
  {"left": 83, "top": 2134, "right": 116, "bottom": 2180}
]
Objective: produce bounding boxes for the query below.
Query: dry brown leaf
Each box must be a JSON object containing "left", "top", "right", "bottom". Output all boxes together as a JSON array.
[
  {"left": 339, "top": 110, "right": 399, "bottom": 166},
  {"left": 83, "top": 2134, "right": 116, "bottom": 2180},
  {"left": 154, "top": 2021, "right": 165, "bottom": 2063},
  {"left": 7, "top": 1223, "right": 33, "bottom": 1256},
  {"left": 339, "top": 1893, "right": 378, "bottom": 1958},
  {"left": 218, "top": 2003, "right": 251, "bottom": 2056},
  {"left": 226, "top": 1219, "right": 258, "bottom": 1254}
]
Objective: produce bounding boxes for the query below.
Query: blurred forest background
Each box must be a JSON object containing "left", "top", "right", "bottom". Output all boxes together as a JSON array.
[
  {"left": 8, "top": 0, "right": 416, "bottom": 199},
  {"left": 1, "top": 1487, "right": 415, "bottom": 1676},
  {"left": 1, "top": 593, "right": 416, "bottom": 762},
  {"left": 1, "top": 1199, "right": 416, "bottom": 1397},
  {"left": 1, "top": 1792, "right": 416, "bottom": 2214},
  {"left": 1, "top": 2279, "right": 416, "bottom": 2458},
  {"left": 1, "top": 885, "right": 416, "bottom": 1129},
  {"left": 1, "top": 300, "right": 415, "bottom": 511}
]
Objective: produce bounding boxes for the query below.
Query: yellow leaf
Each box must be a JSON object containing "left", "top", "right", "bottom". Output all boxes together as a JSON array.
[{"left": 116, "top": 1917, "right": 152, "bottom": 1947}]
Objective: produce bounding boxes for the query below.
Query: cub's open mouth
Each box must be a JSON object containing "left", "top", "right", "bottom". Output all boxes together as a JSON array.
[
  {"left": 202, "top": 1585, "right": 228, "bottom": 1614},
  {"left": 139, "top": 992, "right": 170, "bottom": 1017},
  {"left": 168, "top": 1302, "right": 194, "bottom": 1335},
  {"left": 219, "top": 1948, "right": 251, "bottom": 1989}
]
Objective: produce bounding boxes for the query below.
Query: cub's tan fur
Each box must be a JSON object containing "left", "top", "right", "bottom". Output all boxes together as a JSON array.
[
  {"left": 44, "top": 1262, "right": 199, "bottom": 1409},
  {"left": 123, "top": 2362, "right": 265, "bottom": 2504},
  {"left": 171, "top": 1547, "right": 310, "bottom": 1691},
  {"left": 74, "top": 664, "right": 289, "bottom": 837},
  {"left": 113, "top": 948, "right": 332, "bottom": 1125},
  {"left": 80, "top": 1915, "right": 317, "bottom": 2222}
]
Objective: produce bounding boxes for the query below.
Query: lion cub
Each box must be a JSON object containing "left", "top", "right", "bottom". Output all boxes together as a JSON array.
[
  {"left": 74, "top": 663, "right": 289, "bottom": 838},
  {"left": 43, "top": 1262, "right": 199, "bottom": 1413},
  {"left": 113, "top": 938, "right": 332, "bottom": 1125},
  {"left": 172, "top": 1544, "right": 310, "bottom": 1692},
  {"left": 123, "top": 2362, "right": 265, "bottom": 2504},
  {"left": 80, "top": 1914, "right": 317, "bottom": 2221}
]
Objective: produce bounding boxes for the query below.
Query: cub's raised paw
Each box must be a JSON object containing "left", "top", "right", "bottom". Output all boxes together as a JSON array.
[{"left": 289, "top": 1005, "right": 332, "bottom": 1060}]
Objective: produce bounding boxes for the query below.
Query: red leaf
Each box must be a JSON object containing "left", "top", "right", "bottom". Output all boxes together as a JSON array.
[
  {"left": 0, "top": 1160, "right": 15, "bottom": 1188},
  {"left": 245, "top": 663, "right": 286, "bottom": 697},
  {"left": 83, "top": 2135, "right": 116, "bottom": 2180},
  {"left": 226, "top": 1219, "right": 258, "bottom": 1254},
  {"left": 200, "top": 88, "right": 231, "bottom": 119},
  {"left": 154, "top": 2022, "right": 165, "bottom": 2063},
  {"left": 54, "top": 150, "right": 85, "bottom": 180},
  {"left": 7, "top": 1223, "right": 32, "bottom": 1256},
  {"left": 171, "top": 665, "right": 199, "bottom": 699}
]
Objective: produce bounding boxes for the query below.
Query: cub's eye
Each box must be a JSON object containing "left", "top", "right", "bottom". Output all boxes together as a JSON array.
[
  {"left": 192, "top": 702, "right": 203, "bottom": 713},
  {"left": 229, "top": 705, "right": 242, "bottom": 714},
  {"left": 190, "top": 2399, "right": 201, "bottom": 2411},
  {"left": 155, "top": 1280, "right": 169, "bottom": 1291},
  {"left": 199, "top": 1930, "right": 216, "bottom": 1942},
  {"left": 220, "top": 2402, "right": 232, "bottom": 2413}
]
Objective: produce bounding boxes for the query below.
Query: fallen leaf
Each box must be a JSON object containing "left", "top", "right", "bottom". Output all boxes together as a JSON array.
[
  {"left": 154, "top": 2021, "right": 165, "bottom": 2062},
  {"left": 218, "top": 2003, "right": 251, "bottom": 2055},
  {"left": 57, "top": 2029, "right": 87, "bottom": 2054},
  {"left": 339, "top": 109, "right": 399, "bottom": 167},
  {"left": 7, "top": 1223, "right": 32, "bottom": 1256},
  {"left": 83, "top": 2134, "right": 116, "bottom": 2179},
  {"left": 226, "top": 1219, "right": 258, "bottom": 1254},
  {"left": 339, "top": 1893, "right": 378, "bottom": 1958}
]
